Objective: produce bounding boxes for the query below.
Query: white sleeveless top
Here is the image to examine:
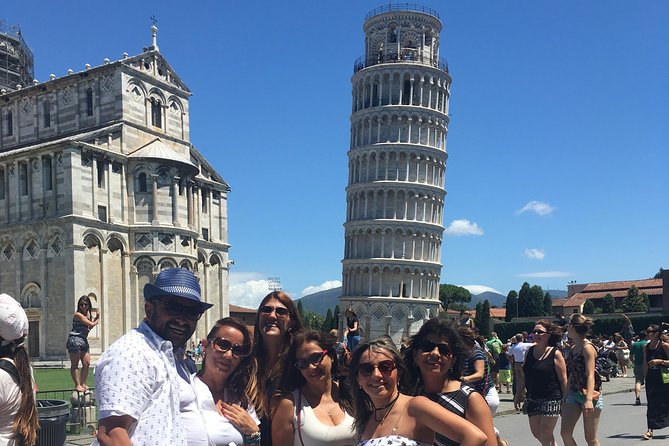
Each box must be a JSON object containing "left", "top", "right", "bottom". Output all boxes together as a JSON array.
[
  {"left": 357, "top": 436, "right": 432, "bottom": 446},
  {"left": 292, "top": 389, "right": 355, "bottom": 446}
]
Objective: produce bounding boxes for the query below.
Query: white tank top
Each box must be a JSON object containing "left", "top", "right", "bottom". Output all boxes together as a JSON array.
[{"left": 292, "top": 389, "right": 356, "bottom": 446}]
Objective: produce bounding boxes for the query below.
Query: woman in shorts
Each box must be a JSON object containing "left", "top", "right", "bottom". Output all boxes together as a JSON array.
[{"left": 66, "top": 295, "right": 100, "bottom": 392}]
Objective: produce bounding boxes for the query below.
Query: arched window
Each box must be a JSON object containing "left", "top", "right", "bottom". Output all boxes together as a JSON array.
[
  {"left": 136, "top": 172, "right": 148, "bottom": 193},
  {"left": 44, "top": 100, "right": 51, "bottom": 128},
  {"left": 151, "top": 98, "right": 162, "bottom": 128},
  {"left": 86, "top": 88, "right": 94, "bottom": 116}
]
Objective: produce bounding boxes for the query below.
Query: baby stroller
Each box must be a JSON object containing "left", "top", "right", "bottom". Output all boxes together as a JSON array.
[{"left": 596, "top": 350, "right": 618, "bottom": 381}]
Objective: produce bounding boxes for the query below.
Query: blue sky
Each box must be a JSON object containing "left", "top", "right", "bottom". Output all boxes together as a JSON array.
[{"left": 5, "top": 1, "right": 667, "bottom": 308}]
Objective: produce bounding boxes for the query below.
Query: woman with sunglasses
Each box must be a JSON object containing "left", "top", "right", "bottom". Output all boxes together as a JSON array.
[
  {"left": 252, "top": 291, "right": 303, "bottom": 445},
  {"left": 404, "top": 318, "right": 500, "bottom": 446},
  {"left": 522, "top": 320, "right": 567, "bottom": 446},
  {"left": 66, "top": 295, "right": 100, "bottom": 392},
  {"left": 272, "top": 330, "right": 355, "bottom": 445},
  {"left": 350, "top": 337, "right": 487, "bottom": 446},
  {"left": 641, "top": 324, "right": 669, "bottom": 440},
  {"left": 560, "top": 313, "right": 601, "bottom": 446},
  {"left": 193, "top": 317, "right": 261, "bottom": 445}
]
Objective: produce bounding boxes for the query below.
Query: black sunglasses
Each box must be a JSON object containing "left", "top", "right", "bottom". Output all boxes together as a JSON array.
[
  {"left": 295, "top": 350, "right": 328, "bottom": 369},
  {"left": 417, "top": 339, "right": 452, "bottom": 356},
  {"left": 259, "top": 305, "right": 290, "bottom": 316},
  {"left": 209, "top": 337, "right": 251, "bottom": 357},
  {"left": 153, "top": 299, "right": 203, "bottom": 320},
  {"left": 358, "top": 360, "right": 396, "bottom": 376}
]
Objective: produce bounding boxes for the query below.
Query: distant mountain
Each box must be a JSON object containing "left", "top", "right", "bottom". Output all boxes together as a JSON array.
[
  {"left": 298, "top": 287, "right": 342, "bottom": 315},
  {"left": 470, "top": 291, "right": 506, "bottom": 308},
  {"left": 545, "top": 289, "right": 567, "bottom": 298}
]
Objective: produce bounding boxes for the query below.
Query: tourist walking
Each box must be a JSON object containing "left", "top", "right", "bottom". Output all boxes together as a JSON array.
[
  {"left": 523, "top": 320, "right": 567, "bottom": 446},
  {"left": 0, "top": 293, "right": 39, "bottom": 446},
  {"left": 613, "top": 333, "right": 629, "bottom": 377},
  {"left": 344, "top": 309, "right": 360, "bottom": 351},
  {"left": 630, "top": 330, "right": 649, "bottom": 405},
  {"left": 404, "top": 318, "right": 501, "bottom": 446},
  {"left": 486, "top": 332, "right": 503, "bottom": 392},
  {"left": 252, "top": 291, "right": 303, "bottom": 446},
  {"left": 193, "top": 317, "right": 261, "bottom": 445},
  {"left": 560, "top": 313, "right": 602, "bottom": 446},
  {"left": 66, "top": 295, "right": 100, "bottom": 392},
  {"left": 272, "top": 330, "right": 355, "bottom": 445},
  {"left": 349, "top": 337, "right": 487, "bottom": 446},
  {"left": 641, "top": 324, "right": 669, "bottom": 440},
  {"left": 508, "top": 333, "right": 533, "bottom": 412},
  {"left": 94, "top": 268, "right": 213, "bottom": 445},
  {"left": 497, "top": 344, "right": 512, "bottom": 394},
  {"left": 458, "top": 327, "right": 500, "bottom": 415}
]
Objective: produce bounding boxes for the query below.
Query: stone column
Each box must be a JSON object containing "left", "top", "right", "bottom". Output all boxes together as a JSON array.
[
  {"left": 91, "top": 156, "right": 98, "bottom": 218},
  {"left": 172, "top": 177, "right": 180, "bottom": 226},
  {"left": 151, "top": 174, "right": 159, "bottom": 224}
]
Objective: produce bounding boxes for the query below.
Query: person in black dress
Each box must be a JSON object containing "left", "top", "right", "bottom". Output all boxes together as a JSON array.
[{"left": 641, "top": 324, "right": 669, "bottom": 440}]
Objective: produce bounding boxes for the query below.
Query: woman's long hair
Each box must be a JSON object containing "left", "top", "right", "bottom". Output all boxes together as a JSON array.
[
  {"left": 403, "top": 318, "right": 467, "bottom": 395},
  {"left": 273, "top": 330, "right": 352, "bottom": 415},
  {"left": 0, "top": 338, "right": 39, "bottom": 446},
  {"left": 568, "top": 313, "right": 594, "bottom": 338},
  {"left": 198, "top": 317, "right": 256, "bottom": 409},
  {"left": 348, "top": 337, "right": 409, "bottom": 437},
  {"left": 76, "top": 295, "right": 93, "bottom": 318},
  {"left": 250, "top": 291, "right": 303, "bottom": 417},
  {"left": 535, "top": 319, "right": 561, "bottom": 347}
]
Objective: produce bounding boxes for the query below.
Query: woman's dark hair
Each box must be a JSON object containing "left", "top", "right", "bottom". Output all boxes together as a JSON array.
[
  {"left": 569, "top": 313, "right": 593, "bottom": 337},
  {"left": 457, "top": 326, "right": 478, "bottom": 348},
  {"left": 403, "top": 318, "right": 467, "bottom": 395},
  {"left": 76, "top": 295, "right": 93, "bottom": 318},
  {"left": 535, "top": 319, "right": 561, "bottom": 347},
  {"left": 199, "top": 317, "right": 255, "bottom": 409},
  {"left": 251, "top": 291, "right": 303, "bottom": 416},
  {"left": 273, "top": 330, "right": 352, "bottom": 415},
  {"left": 349, "top": 337, "right": 409, "bottom": 437},
  {"left": 0, "top": 338, "right": 39, "bottom": 445}
]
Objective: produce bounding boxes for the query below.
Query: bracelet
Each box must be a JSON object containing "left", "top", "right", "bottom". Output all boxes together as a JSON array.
[{"left": 243, "top": 431, "right": 261, "bottom": 444}]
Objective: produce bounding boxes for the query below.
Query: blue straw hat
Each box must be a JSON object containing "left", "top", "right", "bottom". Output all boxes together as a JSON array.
[{"left": 144, "top": 268, "right": 213, "bottom": 310}]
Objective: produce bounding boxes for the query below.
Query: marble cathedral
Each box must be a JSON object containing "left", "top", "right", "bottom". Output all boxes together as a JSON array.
[{"left": 0, "top": 23, "right": 230, "bottom": 359}]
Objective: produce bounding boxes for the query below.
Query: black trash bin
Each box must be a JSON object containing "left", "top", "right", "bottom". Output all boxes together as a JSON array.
[{"left": 36, "top": 400, "right": 69, "bottom": 446}]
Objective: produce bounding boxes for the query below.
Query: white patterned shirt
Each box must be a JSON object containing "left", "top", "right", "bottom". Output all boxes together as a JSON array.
[{"left": 93, "top": 320, "right": 186, "bottom": 445}]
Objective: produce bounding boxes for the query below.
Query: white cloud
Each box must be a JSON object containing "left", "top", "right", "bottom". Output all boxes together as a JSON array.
[
  {"left": 524, "top": 248, "right": 545, "bottom": 260},
  {"left": 518, "top": 271, "right": 572, "bottom": 278},
  {"left": 301, "top": 280, "right": 342, "bottom": 297},
  {"left": 459, "top": 285, "right": 502, "bottom": 295},
  {"left": 516, "top": 201, "right": 555, "bottom": 216},
  {"left": 444, "top": 219, "right": 484, "bottom": 236}
]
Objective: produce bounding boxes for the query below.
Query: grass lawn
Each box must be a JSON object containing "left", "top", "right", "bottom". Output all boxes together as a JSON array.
[{"left": 34, "top": 368, "right": 94, "bottom": 392}]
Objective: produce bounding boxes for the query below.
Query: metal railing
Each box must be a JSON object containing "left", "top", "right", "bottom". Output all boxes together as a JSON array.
[
  {"left": 365, "top": 4, "right": 440, "bottom": 21},
  {"left": 353, "top": 52, "right": 449, "bottom": 73},
  {"left": 36, "top": 388, "right": 97, "bottom": 434}
]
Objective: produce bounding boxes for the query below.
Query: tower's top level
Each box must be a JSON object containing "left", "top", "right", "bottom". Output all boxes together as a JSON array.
[
  {"left": 354, "top": 4, "right": 447, "bottom": 74},
  {"left": 0, "top": 20, "right": 34, "bottom": 91}
]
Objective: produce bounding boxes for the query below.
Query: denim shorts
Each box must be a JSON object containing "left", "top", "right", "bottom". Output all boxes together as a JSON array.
[{"left": 565, "top": 390, "right": 603, "bottom": 410}]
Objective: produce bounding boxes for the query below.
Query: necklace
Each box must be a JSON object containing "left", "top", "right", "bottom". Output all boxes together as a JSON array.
[{"left": 373, "top": 392, "right": 400, "bottom": 423}]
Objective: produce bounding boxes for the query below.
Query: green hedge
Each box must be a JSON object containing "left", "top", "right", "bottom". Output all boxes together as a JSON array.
[{"left": 493, "top": 313, "right": 668, "bottom": 340}]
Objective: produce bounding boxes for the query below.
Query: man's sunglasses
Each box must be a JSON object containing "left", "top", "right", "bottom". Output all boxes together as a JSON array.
[
  {"left": 259, "top": 305, "right": 290, "bottom": 316},
  {"left": 152, "top": 299, "right": 203, "bottom": 320},
  {"left": 417, "top": 339, "right": 452, "bottom": 356},
  {"left": 358, "top": 360, "right": 396, "bottom": 376},
  {"left": 295, "top": 350, "right": 328, "bottom": 369},
  {"left": 209, "top": 337, "right": 251, "bottom": 357}
]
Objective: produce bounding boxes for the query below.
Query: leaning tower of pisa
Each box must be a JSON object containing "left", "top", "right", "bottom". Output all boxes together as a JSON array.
[{"left": 340, "top": 4, "right": 451, "bottom": 344}]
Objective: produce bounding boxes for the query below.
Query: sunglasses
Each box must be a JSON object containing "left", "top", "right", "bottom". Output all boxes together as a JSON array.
[
  {"left": 295, "top": 350, "right": 328, "bottom": 369},
  {"left": 209, "top": 337, "right": 251, "bottom": 357},
  {"left": 533, "top": 330, "right": 547, "bottom": 335},
  {"left": 259, "top": 305, "right": 290, "bottom": 317},
  {"left": 417, "top": 339, "right": 452, "bottom": 356},
  {"left": 358, "top": 360, "right": 396, "bottom": 376},
  {"left": 153, "top": 299, "right": 203, "bottom": 320}
]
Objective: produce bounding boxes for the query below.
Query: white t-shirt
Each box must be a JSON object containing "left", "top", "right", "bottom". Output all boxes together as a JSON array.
[
  {"left": 292, "top": 389, "right": 356, "bottom": 446},
  {"left": 0, "top": 359, "right": 20, "bottom": 446},
  {"left": 508, "top": 342, "right": 533, "bottom": 363},
  {"left": 180, "top": 375, "right": 209, "bottom": 446},
  {"left": 192, "top": 375, "right": 260, "bottom": 446}
]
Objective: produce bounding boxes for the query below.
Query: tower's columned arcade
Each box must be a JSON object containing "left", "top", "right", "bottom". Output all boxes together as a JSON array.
[{"left": 341, "top": 4, "right": 451, "bottom": 343}]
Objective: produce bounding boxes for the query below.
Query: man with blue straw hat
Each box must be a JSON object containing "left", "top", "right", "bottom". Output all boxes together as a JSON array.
[{"left": 94, "top": 267, "right": 212, "bottom": 446}]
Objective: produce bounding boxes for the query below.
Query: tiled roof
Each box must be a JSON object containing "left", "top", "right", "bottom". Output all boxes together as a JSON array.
[
  {"left": 563, "top": 277, "right": 664, "bottom": 307},
  {"left": 229, "top": 304, "right": 257, "bottom": 314},
  {"left": 551, "top": 298, "right": 568, "bottom": 306},
  {"left": 472, "top": 308, "right": 506, "bottom": 319}
]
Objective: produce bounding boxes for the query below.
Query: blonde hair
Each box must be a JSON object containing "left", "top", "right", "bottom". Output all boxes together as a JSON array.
[{"left": 569, "top": 313, "right": 594, "bottom": 336}]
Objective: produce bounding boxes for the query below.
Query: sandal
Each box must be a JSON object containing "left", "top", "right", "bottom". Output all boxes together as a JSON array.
[{"left": 642, "top": 431, "right": 653, "bottom": 440}]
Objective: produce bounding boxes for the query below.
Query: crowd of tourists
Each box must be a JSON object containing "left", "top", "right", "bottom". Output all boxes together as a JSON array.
[{"left": 1, "top": 269, "right": 669, "bottom": 445}]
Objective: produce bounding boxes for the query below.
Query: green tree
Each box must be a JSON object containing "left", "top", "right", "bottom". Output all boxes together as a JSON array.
[
  {"left": 641, "top": 292, "right": 650, "bottom": 311},
  {"left": 302, "top": 311, "right": 324, "bottom": 331},
  {"left": 324, "top": 309, "right": 333, "bottom": 332},
  {"left": 474, "top": 302, "right": 484, "bottom": 333},
  {"left": 504, "top": 290, "right": 518, "bottom": 322},
  {"left": 439, "top": 284, "right": 472, "bottom": 311},
  {"left": 653, "top": 269, "right": 663, "bottom": 279},
  {"left": 602, "top": 294, "right": 616, "bottom": 313},
  {"left": 518, "top": 282, "right": 531, "bottom": 317},
  {"left": 529, "top": 285, "right": 545, "bottom": 316},
  {"left": 543, "top": 292, "right": 553, "bottom": 316},
  {"left": 297, "top": 300, "right": 305, "bottom": 320},
  {"left": 583, "top": 299, "right": 595, "bottom": 315},
  {"left": 621, "top": 285, "right": 647, "bottom": 313},
  {"left": 479, "top": 300, "right": 491, "bottom": 337},
  {"left": 333, "top": 304, "right": 340, "bottom": 330}
]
